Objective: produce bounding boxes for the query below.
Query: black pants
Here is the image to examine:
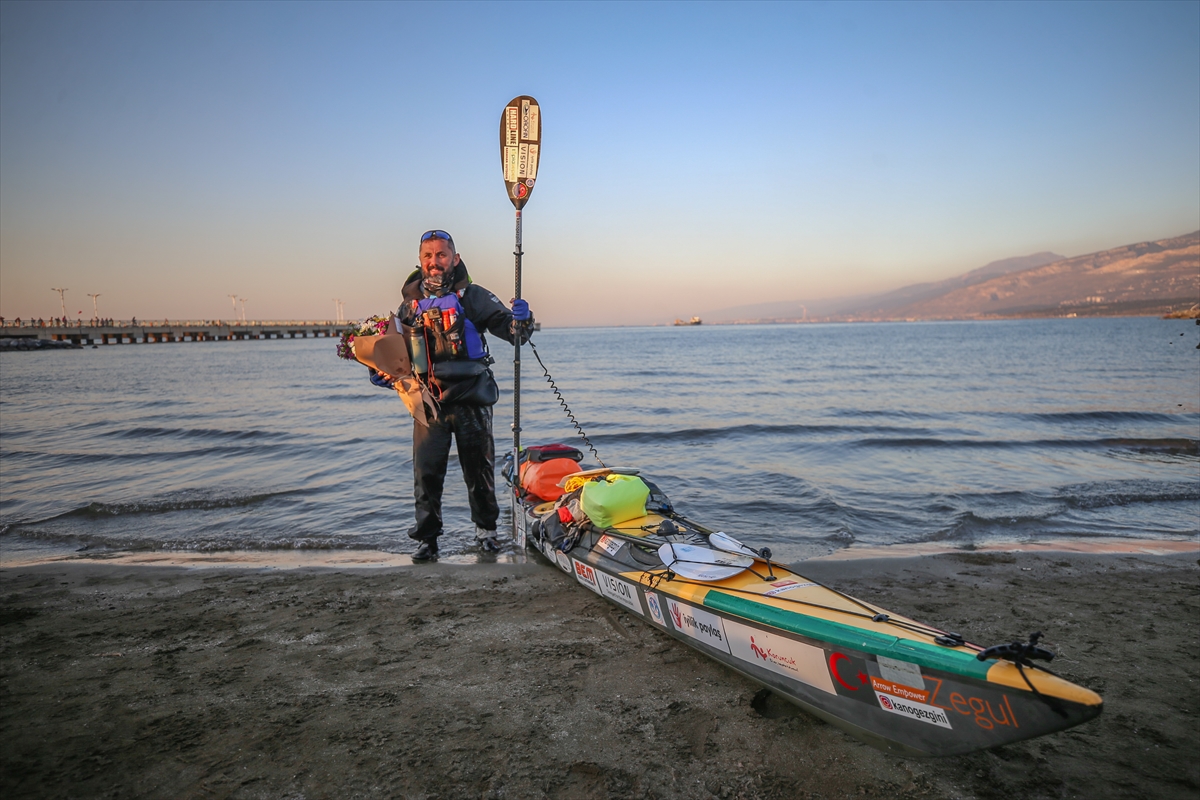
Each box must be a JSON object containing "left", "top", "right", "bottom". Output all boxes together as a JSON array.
[{"left": 410, "top": 403, "right": 498, "bottom": 541}]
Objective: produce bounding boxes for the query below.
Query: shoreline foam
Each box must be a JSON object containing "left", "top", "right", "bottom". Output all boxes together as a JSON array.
[{"left": 4, "top": 536, "right": 1194, "bottom": 570}]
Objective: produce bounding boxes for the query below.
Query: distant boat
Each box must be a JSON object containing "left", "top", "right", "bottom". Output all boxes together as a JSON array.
[{"left": 673, "top": 316, "right": 702, "bottom": 326}]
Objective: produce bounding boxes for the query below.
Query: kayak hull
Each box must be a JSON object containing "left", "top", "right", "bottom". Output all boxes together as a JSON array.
[{"left": 514, "top": 497, "right": 1102, "bottom": 757}]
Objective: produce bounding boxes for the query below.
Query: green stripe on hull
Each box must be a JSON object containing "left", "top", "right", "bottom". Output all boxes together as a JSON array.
[{"left": 703, "top": 591, "right": 992, "bottom": 680}]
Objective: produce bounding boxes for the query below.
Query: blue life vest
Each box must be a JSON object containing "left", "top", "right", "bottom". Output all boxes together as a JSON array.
[{"left": 412, "top": 290, "right": 487, "bottom": 362}]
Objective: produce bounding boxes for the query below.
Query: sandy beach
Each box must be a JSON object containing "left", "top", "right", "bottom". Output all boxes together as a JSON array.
[{"left": 2, "top": 548, "right": 1196, "bottom": 800}]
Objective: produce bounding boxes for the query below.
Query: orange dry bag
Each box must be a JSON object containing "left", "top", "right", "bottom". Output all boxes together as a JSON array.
[{"left": 520, "top": 458, "right": 583, "bottom": 502}]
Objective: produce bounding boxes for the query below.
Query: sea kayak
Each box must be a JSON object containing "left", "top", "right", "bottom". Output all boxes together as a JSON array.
[{"left": 506, "top": 467, "right": 1102, "bottom": 757}]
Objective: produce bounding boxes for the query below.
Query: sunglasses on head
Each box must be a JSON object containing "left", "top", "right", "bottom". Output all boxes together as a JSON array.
[{"left": 420, "top": 230, "right": 453, "bottom": 243}]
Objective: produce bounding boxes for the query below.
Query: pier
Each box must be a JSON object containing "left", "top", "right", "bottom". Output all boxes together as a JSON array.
[{"left": 0, "top": 320, "right": 342, "bottom": 346}]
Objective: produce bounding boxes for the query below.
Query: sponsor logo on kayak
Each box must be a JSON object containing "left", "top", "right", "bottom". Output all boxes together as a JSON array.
[
  {"left": 877, "top": 655, "right": 925, "bottom": 689},
  {"left": 595, "top": 570, "right": 643, "bottom": 615},
  {"left": 874, "top": 691, "right": 953, "bottom": 729},
  {"left": 920, "top": 676, "right": 1022, "bottom": 731},
  {"left": 596, "top": 535, "right": 624, "bottom": 557},
  {"left": 554, "top": 550, "right": 572, "bottom": 573},
  {"left": 724, "top": 620, "right": 835, "bottom": 694},
  {"left": 948, "top": 687, "right": 1020, "bottom": 731},
  {"left": 751, "top": 636, "right": 791, "bottom": 666},
  {"left": 762, "top": 580, "right": 817, "bottom": 597},
  {"left": 829, "top": 652, "right": 870, "bottom": 691},
  {"left": 871, "top": 675, "right": 929, "bottom": 703},
  {"left": 827, "top": 651, "right": 877, "bottom": 705},
  {"left": 645, "top": 591, "right": 666, "bottom": 626},
  {"left": 571, "top": 559, "right": 603, "bottom": 595},
  {"left": 665, "top": 598, "right": 730, "bottom": 654}
]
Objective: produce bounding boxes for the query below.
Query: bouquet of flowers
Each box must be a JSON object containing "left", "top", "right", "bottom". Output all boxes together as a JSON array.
[
  {"left": 335, "top": 312, "right": 433, "bottom": 426},
  {"left": 336, "top": 315, "right": 392, "bottom": 361}
]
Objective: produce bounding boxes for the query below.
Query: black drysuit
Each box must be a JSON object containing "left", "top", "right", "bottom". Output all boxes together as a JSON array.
[{"left": 396, "top": 260, "right": 530, "bottom": 543}]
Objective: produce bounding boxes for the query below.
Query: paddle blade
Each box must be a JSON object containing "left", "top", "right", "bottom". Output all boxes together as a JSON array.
[
  {"left": 658, "top": 542, "right": 752, "bottom": 582},
  {"left": 708, "top": 531, "right": 761, "bottom": 557},
  {"left": 500, "top": 96, "right": 541, "bottom": 209}
]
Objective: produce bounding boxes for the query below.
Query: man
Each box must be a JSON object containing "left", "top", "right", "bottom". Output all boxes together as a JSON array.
[{"left": 370, "top": 230, "right": 532, "bottom": 560}]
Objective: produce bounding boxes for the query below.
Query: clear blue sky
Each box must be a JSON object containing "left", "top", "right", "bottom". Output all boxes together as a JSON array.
[{"left": 2, "top": 1, "right": 1197, "bottom": 326}]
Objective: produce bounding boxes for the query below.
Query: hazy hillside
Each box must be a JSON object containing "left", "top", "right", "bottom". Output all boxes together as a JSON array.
[
  {"left": 704, "top": 233, "right": 1198, "bottom": 323},
  {"left": 706, "top": 251, "right": 1064, "bottom": 323},
  {"left": 870, "top": 231, "right": 1199, "bottom": 320},
  {"left": 837, "top": 251, "right": 1065, "bottom": 318}
]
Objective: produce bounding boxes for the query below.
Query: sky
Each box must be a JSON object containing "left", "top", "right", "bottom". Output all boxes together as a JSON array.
[{"left": 1, "top": 1, "right": 1197, "bottom": 327}]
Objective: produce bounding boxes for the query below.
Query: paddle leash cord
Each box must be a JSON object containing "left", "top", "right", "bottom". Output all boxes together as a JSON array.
[{"left": 527, "top": 339, "right": 607, "bottom": 468}]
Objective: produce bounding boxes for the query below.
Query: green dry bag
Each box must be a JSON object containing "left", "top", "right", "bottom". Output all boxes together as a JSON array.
[{"left": 581, "top": 474, "right": 650, "bottom": 529}]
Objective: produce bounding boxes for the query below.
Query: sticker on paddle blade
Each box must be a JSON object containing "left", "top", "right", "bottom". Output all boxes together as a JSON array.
[{"left": 499, "top": 96, "right": 541, "bottom": 209}]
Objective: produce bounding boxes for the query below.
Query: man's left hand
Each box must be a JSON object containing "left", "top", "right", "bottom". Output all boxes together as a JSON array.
[
  {"left": 511, "top": 298, "right": 531, "bottom": 321},
  {"left": 369, "top": 369, "right": 396, "bottom": 389}
]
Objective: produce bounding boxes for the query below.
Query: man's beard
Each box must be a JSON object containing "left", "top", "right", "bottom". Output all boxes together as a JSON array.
[{"left": 422, "top": 268, "right": 451, "bottom": 296}]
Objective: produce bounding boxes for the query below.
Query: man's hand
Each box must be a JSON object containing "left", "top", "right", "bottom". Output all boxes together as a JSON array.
[
  {"left": 369, "top": 369, "right": 395, "bottom": 389},
  {"left": 511, "top": 298, "right": 531, "bottom": 321}
]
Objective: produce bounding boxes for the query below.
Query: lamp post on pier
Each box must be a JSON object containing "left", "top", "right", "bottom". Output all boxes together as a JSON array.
[
  {"left": 87, "top": 293, "right": 101, "bottom": 322},
  {"left": 51, "top": 287, "right": 68, "bottom": 322},
  {"left": 238, "top": 298, "right": 247, "bottom": 323}
]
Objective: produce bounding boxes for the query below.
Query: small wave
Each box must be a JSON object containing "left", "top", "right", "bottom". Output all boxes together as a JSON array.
[
  {"left": 925, "top": 509, "right": 1057, "bottom": 542},
  {"left": 823, "top": 529, "right": 855, "bottom": 545},
  {"left": 314, "top": 393, "right": 387, "bottom": 403},
  {"left": 31, "top": 489, "right": 303, "bottom": 524},
  {"left": 831, "top": 409, "right": 944, "bottom": 421},
  {"left": 853, "top": 436, "right": 1198, "bottom": 453},
  {"left": 717, "top": 498, "right": 825, "bottom": 517},
  {"left": 1057, "top": 480, "right": 1200, "bottom": 510},
  {"left": 1, "top": 443, "right": 296, "bottom": 466},
  {"left": 103, "top": 426, "right": 285, "bottom": 442},
  {"left": 592, "top": 422, "right": 931, "bottom": 445},
  {"left": 1023, "top": 410, "right": 1191, "bottom": 424},
  {"left": 3, "top": 528, "right": 385, "bottom": 553},
  {"left": 1098, "top": 438, "right": 1198, "bottom": 456}
]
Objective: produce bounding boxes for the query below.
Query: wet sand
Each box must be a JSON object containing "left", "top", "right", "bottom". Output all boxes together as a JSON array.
[{"left": 2, "top": 548, "right": 1197, "bottom": 799}]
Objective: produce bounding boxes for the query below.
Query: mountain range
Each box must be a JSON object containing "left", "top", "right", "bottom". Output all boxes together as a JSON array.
[{"left": 707, "top": 231, "right": 1199, "bottom": 323}]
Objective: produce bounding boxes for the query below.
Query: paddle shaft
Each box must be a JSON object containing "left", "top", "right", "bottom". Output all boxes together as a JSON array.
[{"left": 512, "top": 209, "right": 523, "bottom": 536}]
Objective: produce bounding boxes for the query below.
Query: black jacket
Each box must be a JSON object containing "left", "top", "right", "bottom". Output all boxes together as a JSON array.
[{"left": 400, "top": 258, "right": 531, "bottom": 351}]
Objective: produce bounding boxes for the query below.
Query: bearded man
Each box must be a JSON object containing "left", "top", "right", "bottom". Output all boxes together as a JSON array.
[{"left": 370, "top": 230, "right": 532, "bottom": 560}]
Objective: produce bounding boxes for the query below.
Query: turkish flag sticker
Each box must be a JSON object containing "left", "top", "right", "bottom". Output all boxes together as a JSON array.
[{"left": 827, "top": 651, "right": 876, "bottom": 705}]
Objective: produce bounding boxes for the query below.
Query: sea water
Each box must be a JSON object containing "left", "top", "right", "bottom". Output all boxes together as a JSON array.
[{"left": 1, "top": 317, "right": 1196, "bottom": 563}]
